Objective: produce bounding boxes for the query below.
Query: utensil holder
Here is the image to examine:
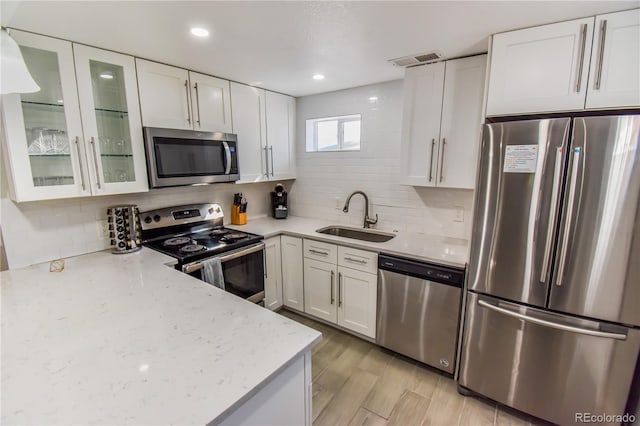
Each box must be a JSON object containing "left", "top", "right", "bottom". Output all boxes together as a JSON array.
[{"left": 231, "top": 205, "right": 247, "bottom": 225}]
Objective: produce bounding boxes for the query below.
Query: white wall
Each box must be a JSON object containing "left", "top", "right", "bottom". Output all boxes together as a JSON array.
[
  {"left": 291, "top": 80, "right": 474, "bottom": 239},
  {"left": 0, "top": 174, "right": 278, "bottom": 269}
]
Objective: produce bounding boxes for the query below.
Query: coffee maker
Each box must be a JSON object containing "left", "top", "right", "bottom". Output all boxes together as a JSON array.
[{"left": 270, "top": 184, "right": 288, "bottom": 219}]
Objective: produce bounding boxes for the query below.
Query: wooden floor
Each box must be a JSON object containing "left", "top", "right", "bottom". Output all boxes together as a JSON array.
[{"left": 279, "top": 309, "right": 550, "bottom": 426}]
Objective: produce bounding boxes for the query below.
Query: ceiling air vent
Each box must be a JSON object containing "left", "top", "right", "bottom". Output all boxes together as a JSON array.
[{"left": 388, "top": 51, "right": 442, "bottom": 67}]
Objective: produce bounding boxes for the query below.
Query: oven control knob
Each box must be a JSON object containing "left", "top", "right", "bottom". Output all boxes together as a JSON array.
[
  {"left": 153, "top": 214, "right": 161, "bottom": 222},
  {"left": 144, "top": 216, "right": 152, "bottom": 224}
]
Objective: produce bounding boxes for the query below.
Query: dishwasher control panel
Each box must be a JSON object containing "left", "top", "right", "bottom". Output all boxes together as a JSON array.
[{"left": 378, "top": 254, "right": 464, "bottom": 287}]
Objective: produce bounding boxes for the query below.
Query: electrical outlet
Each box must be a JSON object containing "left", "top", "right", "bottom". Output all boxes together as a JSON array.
[
  {"left": 97, "top": 219, "right": 109, "bottom": 239},
  {"left": 454, "top": 206, "right": 464, "bottom": 222},
  {"left": 335, "top": 197, "right": 341, "bottom": 210}
]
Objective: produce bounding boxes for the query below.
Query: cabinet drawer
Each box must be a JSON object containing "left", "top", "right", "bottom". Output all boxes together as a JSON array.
[
  {"left": 338, "top": 246, "right": 378, "bottom": 274},
  {"left": 303, "top": 239, "right": 338, "bottom": 263}
]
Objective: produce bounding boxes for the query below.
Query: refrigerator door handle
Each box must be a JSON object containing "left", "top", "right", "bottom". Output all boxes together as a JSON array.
[
  {"left": 477, "top": 299, "right": 627, "bottom": 340},
  {"left": 540, "top": 147, "right": 564, "bottom": 283},
  {"left": 555, "top": 147, "right": 581, "bottom": 287}
]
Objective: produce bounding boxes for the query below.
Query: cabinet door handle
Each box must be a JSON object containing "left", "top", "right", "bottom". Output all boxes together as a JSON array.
[
  {"left": 575, "top": 23, "right": 588, "bottom": 92},
  {"left": 184, "top": 80, "right": 192, "bottom": 124},
  {"left": 338, "top": 272, "right": 343, "bottom": 307},
  {"left": 330, "top": 270, "right": 335, "bottom": 304},
  {"left": 309, "top": 249, "right": 329, "bottom": 256},
  {"left": 594, "top": 20, "right": 607, "bottom": 90},
  {"left": 263, "top": 146, "right": 270, "bottom": 177},
  {"left": 90, "top": 137, "right": 101, "bottom": 189},
  {"left": 74, "top": 136, "right": 86, "bottom": 191},
  {"left": 344, "top": 256, "right": 366, "bottom": 264},
  {"left": 194, "top": 82, "right": 201, "bottom": 127},
  {"left": 429, "top": 138, "right": 435, "bottom": 182},
  {"left": 269, "top": 146, "right": 274, "bottom": 177},
  {"left": 439, "top": 138, "right": 446, "bottom": 183},
  {"left": 263, "top": 247, "right": 268, "bottom": 279}
]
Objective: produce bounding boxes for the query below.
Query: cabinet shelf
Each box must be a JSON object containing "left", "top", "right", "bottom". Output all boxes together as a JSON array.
[
  {"left": 22, "top": 101, "right": 65, "bottom": 108},
  {"left": 95, "top": 108, "right": 128, "bottom": 115}
]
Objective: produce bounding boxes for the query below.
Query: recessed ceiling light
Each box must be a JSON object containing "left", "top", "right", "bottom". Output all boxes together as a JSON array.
[
  {"left": 368, "top": 96, "right": 378, "bottom": 102},
  {"left": 313, "top": 74, "right": 325, "bottom": 81},
  {"left": 99, "top": 72, "right": 113, "bottom": 79},
  {"left": 191, "top": 27, "right": 209, "bottom": 37}
]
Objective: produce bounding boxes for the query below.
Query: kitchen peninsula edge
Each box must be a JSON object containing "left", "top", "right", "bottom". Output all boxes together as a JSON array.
[{"left": 1, "top": 249, "right": 321, "bottom": 425}]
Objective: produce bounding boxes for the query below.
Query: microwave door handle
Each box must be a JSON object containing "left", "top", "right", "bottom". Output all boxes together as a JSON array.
[{"left": 223, "top": 141, "right": 231, "bottom": 174}]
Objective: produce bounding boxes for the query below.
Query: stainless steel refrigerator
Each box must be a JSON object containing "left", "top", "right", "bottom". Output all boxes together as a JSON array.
[{"left": 459, "top": 114, "right": 640, "bottom": 426}]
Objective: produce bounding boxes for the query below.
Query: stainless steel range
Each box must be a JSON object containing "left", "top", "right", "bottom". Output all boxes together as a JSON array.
[{"left": 140, "top": 203, "right": 265, "bottom": 304}]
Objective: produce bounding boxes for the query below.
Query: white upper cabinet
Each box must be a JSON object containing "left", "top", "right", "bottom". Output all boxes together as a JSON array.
[
  {"left": 136, "top": 59, "right": 193, "bottom": 130},
  {"left": 189, "top": 71, "right": 233, "bottom": 133},
  {"left": 230, "top": 82, "right": 268, "bottom": 183},
  {"left": 438, "top": 55, "right": 487, "bottom": 189},
  {"left": 586, "top": 9, "right": 640, "bottom": 109},
  {"left": 74, "top": 45, "right": 148, "bottom": 195},
  {"left": 486, "top": 9, "right": 639, "bottom": 115},
  {"left": 2, "top": 31, "right": 88, "bottom": 202},
  {"left": 400, "top": 61, "right": 445, "bottom": 187},
  {"left": 266, "top": 91, "right": 296, "bottom": 180},
  {"left": 400, "top": 55, "right": 486, "bottom": 189},
  {"left": 1, "top": 31, "right": 147, "bottom": 202},
  {"left": 487, "top": 17, "right": 594, "bottom": 116},
  {"left": 136, "top": 60, "right": 233, "bottom": 133}
]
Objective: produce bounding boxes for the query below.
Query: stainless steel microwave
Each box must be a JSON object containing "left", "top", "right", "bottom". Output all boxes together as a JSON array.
[{"left": 143, "top": 127, "right": 239, "bottom": 188}]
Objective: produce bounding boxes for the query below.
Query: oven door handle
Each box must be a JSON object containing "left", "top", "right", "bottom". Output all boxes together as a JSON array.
[{"left": 182, "top": 242, "right": 265, "bottom": 274}]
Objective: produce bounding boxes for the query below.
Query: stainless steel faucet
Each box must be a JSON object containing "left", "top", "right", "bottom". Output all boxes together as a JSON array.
[{"left": 343, "top": 190, "right": 378, "bottom": 229}]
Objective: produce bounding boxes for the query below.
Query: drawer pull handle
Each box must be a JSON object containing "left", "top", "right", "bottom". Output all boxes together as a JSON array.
[
  {"left": 345, "top": 256, "right": 367, "bottom": 264},
  {"left": 309, "top": 249, "right": 329, "bottom": 256}
]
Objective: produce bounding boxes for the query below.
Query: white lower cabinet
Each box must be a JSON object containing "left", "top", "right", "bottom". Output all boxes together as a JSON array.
[
  {"left": 302, "top": 239, "right": 378, "bottom": 339},
  {"left": 264, "top": 237, "right": 283, "bottom": 311},
  {"left": 281, "top": 236, "right": 304, "bottom": 311},
  {"left": 337, "top": 266, "right": 377, "bottom": 338},
  {"left": 303, "top": 258, "right": 337, "bottom": 323}
]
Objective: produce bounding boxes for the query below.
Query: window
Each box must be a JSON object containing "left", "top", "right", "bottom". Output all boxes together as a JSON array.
[{"left": 306, "top": 114, "right": 361, "bottom": 152}]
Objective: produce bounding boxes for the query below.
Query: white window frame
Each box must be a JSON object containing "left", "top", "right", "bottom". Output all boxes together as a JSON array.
[{"left": 306, "top": 114, "right": 361, "bottom": 152}]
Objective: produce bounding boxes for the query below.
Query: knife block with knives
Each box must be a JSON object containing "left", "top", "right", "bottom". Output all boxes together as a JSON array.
[{"left": 231, "top": 193, "right": 247, "bottom": 225}]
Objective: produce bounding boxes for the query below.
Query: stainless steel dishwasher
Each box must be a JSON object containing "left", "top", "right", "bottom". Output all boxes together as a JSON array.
[{"left": 376, "top": 254, "right": 464, "bottom": 374}]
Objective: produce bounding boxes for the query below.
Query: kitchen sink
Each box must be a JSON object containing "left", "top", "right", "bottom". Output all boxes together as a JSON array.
[{"left": 315, "top": 225, "right": 396, "bottom": 243}]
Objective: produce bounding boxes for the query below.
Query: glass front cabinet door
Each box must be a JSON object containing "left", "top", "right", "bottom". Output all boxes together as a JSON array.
[
  {"left": 1, "top": 30, "right": 148, "bottom": 202},
  {"left": 73, "top": 44, "right": 147, "bottom": 195}
]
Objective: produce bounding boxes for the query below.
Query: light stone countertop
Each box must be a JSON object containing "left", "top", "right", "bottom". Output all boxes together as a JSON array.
[
  {"left": 1, "top": 249, "right": 321, "bottom": 425},
  {"left": 228, "top": 216, "right": 469, "bottom": 269}
]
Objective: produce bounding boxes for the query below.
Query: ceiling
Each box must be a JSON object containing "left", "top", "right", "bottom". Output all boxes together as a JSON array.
[{"left": 2, "top": 1, "right": 638, "bottom": 97}]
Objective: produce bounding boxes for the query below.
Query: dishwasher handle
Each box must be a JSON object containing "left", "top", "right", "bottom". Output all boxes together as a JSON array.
[{"left": 378, "top": 254, "right": 464, "bottom": 287}]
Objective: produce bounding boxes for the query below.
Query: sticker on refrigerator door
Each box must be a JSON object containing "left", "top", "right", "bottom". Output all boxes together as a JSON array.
[{"left": 503, "top": 145, "right": 538, "bottom": 173}]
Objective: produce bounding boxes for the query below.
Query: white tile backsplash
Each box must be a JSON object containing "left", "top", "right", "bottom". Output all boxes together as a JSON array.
[
  {"left": 1, "top": 78, "right": 476, "bottom": 270},
  {"left": 0, "top": 174, "right": 278, "bottom": 269},
  {"left": 290, "top": 79, "right": 475, "bottom": 239}
]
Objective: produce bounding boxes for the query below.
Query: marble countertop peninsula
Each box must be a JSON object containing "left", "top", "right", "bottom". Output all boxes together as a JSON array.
[{"left": 1, "top": 249, "right": 321, "bottom": 425}]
